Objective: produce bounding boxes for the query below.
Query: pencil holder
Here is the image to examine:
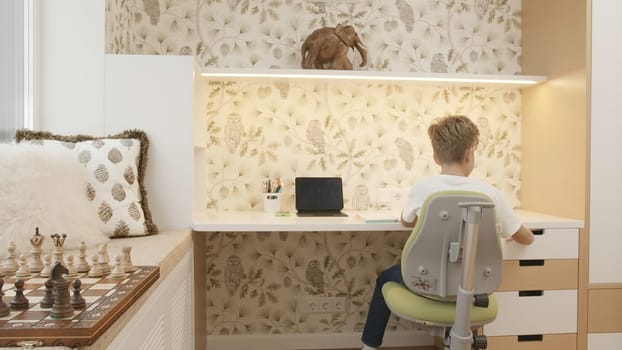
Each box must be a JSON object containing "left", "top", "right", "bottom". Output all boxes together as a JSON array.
[{"left": 263, "top": 192, "right": 281, "bottom": 213}]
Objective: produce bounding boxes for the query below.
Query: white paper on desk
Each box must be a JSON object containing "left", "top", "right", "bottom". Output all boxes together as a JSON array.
[{"left": 357, "top": 211, "right": 400, "bottom": 223}]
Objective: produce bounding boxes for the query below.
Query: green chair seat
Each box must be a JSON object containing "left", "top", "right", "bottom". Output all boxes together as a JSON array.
[{"left": 382, "top": 281, "right": 498, "bottom": 327}]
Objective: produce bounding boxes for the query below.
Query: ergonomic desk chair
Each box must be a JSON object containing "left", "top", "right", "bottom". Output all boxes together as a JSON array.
[{"left": 382, "top": 191, "right": 502, "bottom": 350}]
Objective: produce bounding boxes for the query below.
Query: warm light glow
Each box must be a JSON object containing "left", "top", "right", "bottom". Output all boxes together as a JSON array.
[{"left": 200, "top": 69, "right": 546, "bottom": 87}]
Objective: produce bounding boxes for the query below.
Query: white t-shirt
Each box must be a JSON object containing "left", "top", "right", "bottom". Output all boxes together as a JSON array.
[{"left": 401, "top": 175, "right": 521, "bottom": 239}]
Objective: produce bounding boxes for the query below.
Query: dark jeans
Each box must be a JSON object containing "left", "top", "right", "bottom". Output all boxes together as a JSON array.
[{"left": 361, "top": 264, "right": 404, "bottom": 347}]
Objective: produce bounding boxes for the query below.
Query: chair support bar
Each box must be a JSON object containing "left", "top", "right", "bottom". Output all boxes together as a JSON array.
[{"left": 450, "top": 203, "right": 491, "bottom": 350}]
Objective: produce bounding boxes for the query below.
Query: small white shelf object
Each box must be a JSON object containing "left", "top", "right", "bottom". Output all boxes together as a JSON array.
[{"left": 200, "top": 68, "right": 547, "bottom": 88}]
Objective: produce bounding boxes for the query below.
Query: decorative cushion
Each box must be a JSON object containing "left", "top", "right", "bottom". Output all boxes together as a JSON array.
[
  {"left": 15, "top": 129, "right": 158, "bottom": 238},
  {"left": 0, "top": 143, "right": 110, "bottom": 254}
]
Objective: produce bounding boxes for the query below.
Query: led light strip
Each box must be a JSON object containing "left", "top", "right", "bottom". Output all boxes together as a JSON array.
[{"left": 200, "top": 69, "right": 546, "bottom": 87}]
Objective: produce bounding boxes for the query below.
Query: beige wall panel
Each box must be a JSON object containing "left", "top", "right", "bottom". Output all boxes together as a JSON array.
[
  {"left": 588, "top": 288, "right": 622, "bottom": 333},
  {"left": 521, "top": 0, "right": 587, "bottom": 220},
  {"left": 521, "top": 1, "right": 588, "bottom": 349}
]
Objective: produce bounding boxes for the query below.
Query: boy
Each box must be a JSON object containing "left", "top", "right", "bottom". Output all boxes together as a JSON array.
[{"left": 361, "top": 115, "right": 534, "bottom": 350}]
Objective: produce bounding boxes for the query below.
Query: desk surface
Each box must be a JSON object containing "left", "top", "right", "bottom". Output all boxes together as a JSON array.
[{"left": 192, "top": 209, "right": 583, "bottom": 232}]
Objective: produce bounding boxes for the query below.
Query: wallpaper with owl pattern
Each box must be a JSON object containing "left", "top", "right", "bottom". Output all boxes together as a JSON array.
[
  {"left": 206, "top": 80, "right": 521, "bottom": 212},
  {"left": 105, "top": 0, "right": 523, "bottom": 340}
]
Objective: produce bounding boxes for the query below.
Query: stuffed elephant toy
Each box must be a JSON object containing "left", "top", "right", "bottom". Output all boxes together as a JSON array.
[{"left": 301, "top": 24, "right": 368, "bottom": 70}]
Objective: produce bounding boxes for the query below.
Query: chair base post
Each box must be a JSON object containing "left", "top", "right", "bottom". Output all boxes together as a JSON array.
[
  {"left": 449, "top": 286, "right": 474, "bottom": 350},
  {"left": 448, "top": 329, "right": 472, "bottom": 350}
]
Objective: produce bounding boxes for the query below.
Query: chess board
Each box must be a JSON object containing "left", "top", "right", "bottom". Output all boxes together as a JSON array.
[{"left": 0, "top": 266, "right": 159, "bottom": 347}]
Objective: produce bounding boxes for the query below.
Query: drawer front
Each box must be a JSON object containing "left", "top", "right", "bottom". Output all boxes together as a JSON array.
[
  {"left": 484, "top": 290, "right": 577, "bottom": 335},
  {"left": 487, "top": 333, "right": 576, "bottom": 350},
  {"left": 502, "top": 228, "right": 578, "bottom": 260},
  {"left": 498, "top": 259, "right": 578, "bottom": 291}
]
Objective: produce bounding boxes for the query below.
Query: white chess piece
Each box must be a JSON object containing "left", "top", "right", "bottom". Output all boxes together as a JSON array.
[
  {"left": 76, "top": 241, "right": 90, "bottom": 273},
  {"left": 51, "top": 233, "right": 67, "bottom": 266},
  {"left": 65, "top": 255, "right": 77, "bottom": 277},
  {"left": 109, "top": 255, "right": 126, "bottom": 279},
  {"left": 121, "top": 246, "right": 135, "bottom": 273},
  {"left": 29, "top": 227, "right": 44, "bottom": 273},
  {"left": 40, "top": 254, "right": 52, "bottom": 278},
  {"left": 4, "top": 241, "right": 18, "bottom": 274},
  {"left": 98, "top": 243, "right": 111, "bottom": 274},
  {"left": 88, "top": 255, "right": 103, "bottom": 278},
  {"left": 15, "top": 254, "right": 31, "bottom": 278},
  {"left": 0, "top": 258, "right": 5, "bottom": 277}
]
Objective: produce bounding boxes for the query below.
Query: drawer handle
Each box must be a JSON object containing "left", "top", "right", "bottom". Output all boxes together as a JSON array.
[
  {"left": 532, "top": 229, "right": 544, "bottom": 235},
  {"left": 519, "top": 259, "right": 545, "bottom": 266},
  {"left": 518, "top": 290, "right": 543, "bottom": 297},
  {"left": 517, "top": 334, "right": 544, "bottom": 342}
]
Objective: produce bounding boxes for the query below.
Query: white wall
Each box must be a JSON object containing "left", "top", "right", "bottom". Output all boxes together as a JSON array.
[
  {"left": 37, "top": 1, "right": 194, "bottom": 231},
  {"left": 589, "top": 0, "right": 622, "bottom": 284},
  {"left": 37, "top": 0, "right": 105, "bottom": 134},
  {"left": 104, "top": 54, "right": 194, "bottom": 231},
  {"left": 588, "top": 333, "right": 622, "bottom": 349}
]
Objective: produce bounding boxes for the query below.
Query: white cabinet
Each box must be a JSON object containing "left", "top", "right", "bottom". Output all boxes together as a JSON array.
[
  {"left": 106, "top": 250, "right": 194, "bottom": 350},
  {"left": 484, "top": 227, "right": 580, "bottom": 350}
]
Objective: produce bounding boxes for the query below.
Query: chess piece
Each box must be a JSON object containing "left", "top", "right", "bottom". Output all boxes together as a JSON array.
[
  {"left": 51, "top": 233, "right": 67, "bottom": 265},
  {"left": 40, "top": 278, "right": 54, "bottom": 308},
  {"left": 15, "top": 254, "right": 31, "bottom": 278},
  {"left": 121, "top": 246, "right": 135, "bottom": 273},
  {"left": 0, "top": 278, "right": 10, "bottom": 317},
  {"left": 40, "top": 254, "right": 52, "bottom": 278},
  {"left": 76, "top": 241, "right": 90, "bottom": 273},
  {"left": 109, "top": 255, "right": 126, "bottom": 279},
  {"left": 88, "top": 255, "right": 103, "bottom": 278},
  {"left": 4, "top": 241, "right": 18, "bottom": 274},
  {"left": 10, "top": 279, "right": 29, "bottom": 309},
  {"left": 70, "top": 279, "right": 86, "bottom": 309},
  {"left": 50, "top": 262, "right": 73, "bottom": 318},
  {"left": 29, "top": 227, "right": 44, "bottom": 273},
  {"left": 0, "top": 259, "right": 5, "bottom": 277},
  {"left": 65, "top": 255, "right": 77, "bottom": 277},
  {"left": 98, "top": 243, "right": 111, "bottom": 275}
]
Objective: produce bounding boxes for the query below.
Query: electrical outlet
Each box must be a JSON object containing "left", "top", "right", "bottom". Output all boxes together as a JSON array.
[
  {"left": 306, "top": 299, "right": 320, "bottom": 313},
  {"left": 376, "top": 187, "right": 410, "bottom": 210},
  {"left": 333, "top": 298, "right": 347, "bottom": 313},
  {"left": 302, "top": 297, "right": 348, "bottom": 314},
  {"left": 320, "top": 300, "right": 332, "bottom": 313}
]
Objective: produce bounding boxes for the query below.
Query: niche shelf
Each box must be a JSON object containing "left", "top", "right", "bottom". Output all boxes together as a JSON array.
[{"left": 201, "top": 68, "right": 546, "bottom": 88}]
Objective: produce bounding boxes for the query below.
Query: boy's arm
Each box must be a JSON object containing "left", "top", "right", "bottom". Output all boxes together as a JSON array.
[{"left": 507, "top": 225, "right": 535, "bottom": 245}]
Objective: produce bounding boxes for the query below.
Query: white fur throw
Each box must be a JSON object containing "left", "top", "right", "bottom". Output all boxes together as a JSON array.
[{"left": 0, "top": 143, "right": 109, "bottom": 256}]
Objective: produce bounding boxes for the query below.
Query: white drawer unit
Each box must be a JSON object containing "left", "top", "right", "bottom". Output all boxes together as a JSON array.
[
  {"left": 485, "top": 226, "right": 581, "bottom": 350},
  {"left": 502, "top": 228, "right": 578, "bottom": 260},
  {"left": 484, "top": 289, "right": 578, "bottom": 336}
]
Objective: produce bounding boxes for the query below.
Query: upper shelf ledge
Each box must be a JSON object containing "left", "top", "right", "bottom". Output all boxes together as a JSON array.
[{"left": 200, "top": 68, "right": 546, "bottom": 88}]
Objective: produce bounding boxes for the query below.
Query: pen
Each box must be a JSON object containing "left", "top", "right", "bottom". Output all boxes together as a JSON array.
[{"left": 274, "top": 178, "right": 282, "bottom": 193}]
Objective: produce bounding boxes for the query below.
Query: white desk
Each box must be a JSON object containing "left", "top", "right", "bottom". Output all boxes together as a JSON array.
[
  {"left": 192, "top": 210, "right": 583, "bottom": 350},
  {"left": 192, "top": 209, "right": 583, "bottom": 232}
]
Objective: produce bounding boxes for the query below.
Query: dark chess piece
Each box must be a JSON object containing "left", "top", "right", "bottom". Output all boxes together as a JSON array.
[
  {"left": 70, "top": 279, "right": 86, "bottom": 309},
  {"left": 40, "top": 278, "right": 54, "bottom": 308},
  {"left": 0, "top": 278, "right": 10, "bottom": 317},
  {"left": 10, "top": 279, "right": 29, "bottom": 310},
  {"left": 50, "top": 262, "right": 73, "bottom": 318}
]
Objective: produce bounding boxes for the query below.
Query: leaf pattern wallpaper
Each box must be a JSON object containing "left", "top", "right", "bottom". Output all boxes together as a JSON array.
[
  {"left": 205, "top": 80, "right": 521, "bottom": 212},
  {"left": 106, "top": 0, "right": 522, "bottom": 339},
  {"left": 106, "top": 0, "right": 521, "bottom": 74}
]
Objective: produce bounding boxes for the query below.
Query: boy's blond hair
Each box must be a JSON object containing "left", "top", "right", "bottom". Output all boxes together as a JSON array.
[{"left": 428, "top": 115, "right": 480, "bottom": 164}]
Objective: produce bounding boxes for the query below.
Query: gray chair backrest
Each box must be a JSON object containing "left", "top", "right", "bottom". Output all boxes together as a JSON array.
[{"left": 401, "top": 191, "right": 503, "bottom": 300}]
